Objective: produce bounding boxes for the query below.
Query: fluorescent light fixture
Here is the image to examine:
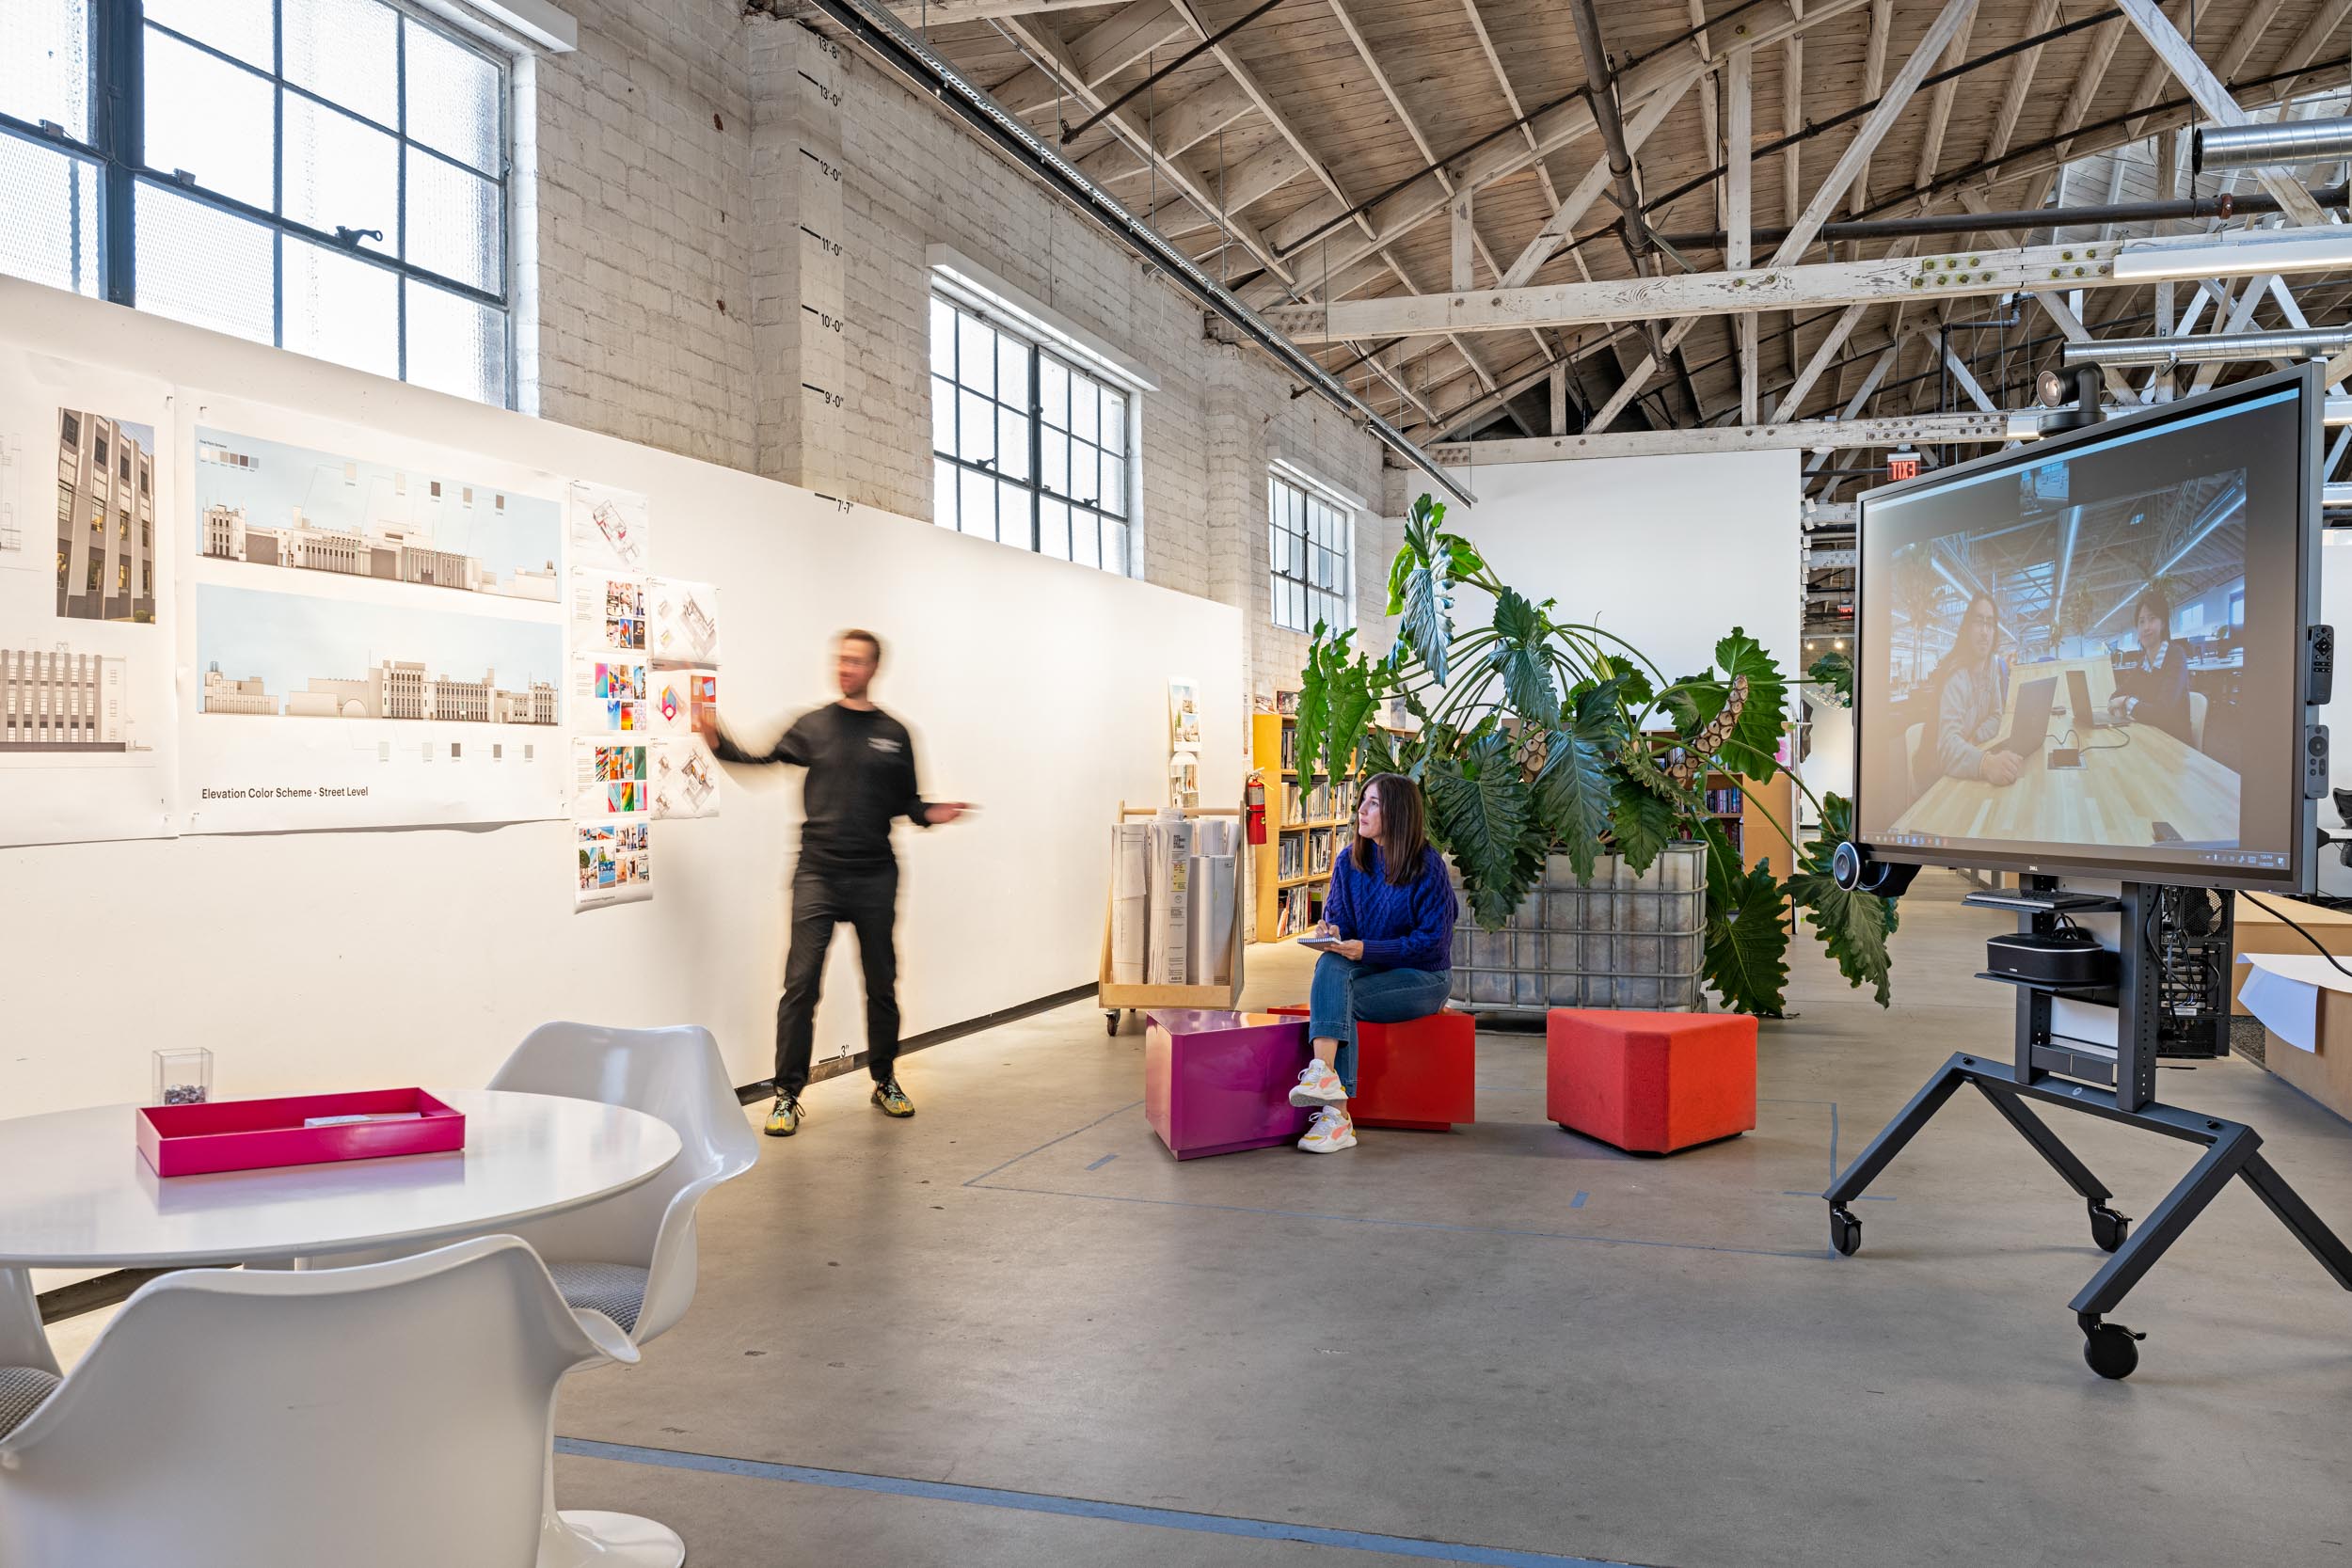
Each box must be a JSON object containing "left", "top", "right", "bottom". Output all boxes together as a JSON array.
[{"left": 2113, "top": 226, "right": 2352, "bottom": 281}]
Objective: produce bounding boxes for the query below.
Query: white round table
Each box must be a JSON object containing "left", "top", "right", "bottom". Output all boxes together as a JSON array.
[{"left": 0, "top": 1089, "right": 686, "bottom": 1568}]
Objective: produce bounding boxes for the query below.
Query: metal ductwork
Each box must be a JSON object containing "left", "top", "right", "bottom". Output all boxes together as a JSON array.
[
  {"left": 2193, "top": 118, "right": 2352, "bottom": 174},
  {"left": 2060, "top": 327, "right": 2352, "bottom": 368},
  {"left": 785, "top": 0, "right": 1474, "bottom": 506}
]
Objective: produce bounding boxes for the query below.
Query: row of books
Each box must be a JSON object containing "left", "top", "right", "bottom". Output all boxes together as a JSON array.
[
  {"left": 1276, "top": 835, "right": 1307, "bottom": 880},
  {"left": 1704, "top": 787, "right": 1745, "bottom": 815},
  {"left": 1273, "top": 882, "right": 1326, "bottom": 938},
  {"left": 1308, "top": 828, "right": 1334, "bottom": 876}
]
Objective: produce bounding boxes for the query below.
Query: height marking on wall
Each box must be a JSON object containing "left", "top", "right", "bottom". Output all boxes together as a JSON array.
[{"left": 794, "top": 24, "right": 850, "bottom": 506}]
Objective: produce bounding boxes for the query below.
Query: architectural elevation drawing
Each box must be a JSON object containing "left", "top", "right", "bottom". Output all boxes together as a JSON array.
[
  {"left": 197, "top": 584, "right": 562, "bottom": 727},
  {"left": 196, "top": 427, "right": 561, "bottom": 603}
]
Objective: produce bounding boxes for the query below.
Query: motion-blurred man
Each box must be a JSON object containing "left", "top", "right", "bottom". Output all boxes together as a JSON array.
[{"left": 701, "top": 630, "right": 966, "bottom": 1135}]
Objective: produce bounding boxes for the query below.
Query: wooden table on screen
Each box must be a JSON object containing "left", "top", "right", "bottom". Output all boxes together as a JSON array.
[{"left": 1890, "top": 657, "right": 2241, "bottom": 847}]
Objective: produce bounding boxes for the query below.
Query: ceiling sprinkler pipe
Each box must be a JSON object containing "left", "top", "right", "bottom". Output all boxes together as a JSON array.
[
  {"left": 2060, "top": 328, "right": 2352, "bottom": 368},
  {"left": 2193, "top": 118, "right": 2352, "bottom": 174}
]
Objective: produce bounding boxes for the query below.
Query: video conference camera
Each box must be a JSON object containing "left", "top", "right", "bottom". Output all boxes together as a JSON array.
[{"left": 1832, "top": 841, "right": 1920, "bottom": 897}]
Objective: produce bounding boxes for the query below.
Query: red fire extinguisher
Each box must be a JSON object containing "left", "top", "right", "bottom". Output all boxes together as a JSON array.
[{"left": 1245, "top": 773, "right": 1268, "bottom": 846}]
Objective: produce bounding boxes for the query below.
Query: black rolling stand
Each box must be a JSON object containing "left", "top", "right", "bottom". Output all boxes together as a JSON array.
[{"left": 1823, "top": 879, "right": 2352, "bottom": 1379}]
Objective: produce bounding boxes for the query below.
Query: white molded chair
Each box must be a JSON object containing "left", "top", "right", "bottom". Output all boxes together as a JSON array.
[
  {"left": 488, "top": 1022, "right": 759, "bottom": 1350},
  {"left": 489, "top": 1022, "right": 759, "bottom": 1566},
  {"left": 0, "top": 1237, "right": 635, "bottom": 1568}
]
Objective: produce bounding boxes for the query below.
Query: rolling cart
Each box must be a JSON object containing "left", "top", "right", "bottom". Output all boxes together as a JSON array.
[{"left": 1099, "top": 801, "right": 1247, "bottom": 1035}]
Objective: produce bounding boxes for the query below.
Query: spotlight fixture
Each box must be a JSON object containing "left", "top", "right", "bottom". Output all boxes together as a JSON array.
[{"left": 2037, "top": 369, "right": 2069, "bottom": 408}]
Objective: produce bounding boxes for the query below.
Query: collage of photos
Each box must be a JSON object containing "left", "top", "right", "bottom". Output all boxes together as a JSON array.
[{"left": 575, "top": 819, "right": 652, "bottom": 910}]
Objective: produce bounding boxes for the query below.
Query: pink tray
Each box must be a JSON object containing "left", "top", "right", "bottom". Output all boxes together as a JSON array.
[{"left": 137, "top": 1088, "right": 467, "bottom": 1178}]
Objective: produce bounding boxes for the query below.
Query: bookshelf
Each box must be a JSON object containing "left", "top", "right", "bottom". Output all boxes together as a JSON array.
[{"left": 1250, "top": 707, "right": 1359, "bottom": 941}]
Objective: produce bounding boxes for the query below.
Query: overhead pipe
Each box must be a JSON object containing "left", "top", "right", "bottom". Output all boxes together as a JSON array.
[
  {"left": 2060, "top": 327, "right": 2352, "bottom": 368},
  {"left": 1651, "top": 185, "right": 2347, "bottom": 250},
  {"left": 2195, "top": 118, "right": 2352, "bottom": 174},
  {"left": 791, "top": 0, "right": 1474, "bottom": 506}
]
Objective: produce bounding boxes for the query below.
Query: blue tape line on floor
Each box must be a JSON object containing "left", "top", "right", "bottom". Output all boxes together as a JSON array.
[
  {"left": 555, "top": 1437, "right": 1647, "bottom": 1567},
  {"left": 1085, "top": 1153, "right": 1119, "bottom": 1171}
]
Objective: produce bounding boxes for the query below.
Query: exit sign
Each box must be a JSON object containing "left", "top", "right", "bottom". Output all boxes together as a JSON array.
[{"left": 1888, "top": 450, "right": 1921, "bottom": 482}]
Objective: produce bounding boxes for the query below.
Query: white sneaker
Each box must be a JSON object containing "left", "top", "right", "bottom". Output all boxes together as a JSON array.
[
  {"left": 1289, "top": 1061, "right": 1347, "bottom": 1107},
  {"left": 1298, "top": 1105, "right": 1357, "bottom": 1153}
]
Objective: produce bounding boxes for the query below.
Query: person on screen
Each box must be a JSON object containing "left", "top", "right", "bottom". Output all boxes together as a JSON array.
[
  {"left": 2107, "top": 588, "right": 2193, "bottom": 742},
  {"left": 1933, "top": 592, "right": 2023, "bottom": 786}
]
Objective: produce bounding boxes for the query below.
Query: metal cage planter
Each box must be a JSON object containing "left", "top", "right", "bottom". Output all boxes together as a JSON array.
[{"left": 1448, "top": 842, "right": 1708, "bottom": 1014}]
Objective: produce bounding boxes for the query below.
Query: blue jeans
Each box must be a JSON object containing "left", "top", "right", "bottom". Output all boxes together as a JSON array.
[{"left": 1308, "top": 955, "right": 1453, "bottom": 1095}]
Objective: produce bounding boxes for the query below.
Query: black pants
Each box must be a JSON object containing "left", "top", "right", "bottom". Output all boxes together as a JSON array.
[{"left": 775, "top": 862, "right": 899, "bottom": 1095}]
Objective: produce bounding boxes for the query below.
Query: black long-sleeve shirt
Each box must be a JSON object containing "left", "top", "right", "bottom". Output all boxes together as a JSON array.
[
  {"left": 713, "top": 703, "right": 930, "bottom": 874},
  {"left": 2114, "top": 641, "right": 2193, "bottom": 744}
]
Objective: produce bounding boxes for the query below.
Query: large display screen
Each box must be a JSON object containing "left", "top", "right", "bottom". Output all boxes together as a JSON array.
[{"left": 1854, "top": 368, "right": 2318, "bottom": 890}]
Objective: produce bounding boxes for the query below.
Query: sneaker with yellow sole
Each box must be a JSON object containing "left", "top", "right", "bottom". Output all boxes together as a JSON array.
[
  {"left": 764, "top": 1092, "right": 803, "bottom": 1137},
  {"left": 1298, "top": 1105, "right": 1356, "bottom": 1152},
  {"left": 871, "top": 1080, "right": 915, "bottom": 1117}
]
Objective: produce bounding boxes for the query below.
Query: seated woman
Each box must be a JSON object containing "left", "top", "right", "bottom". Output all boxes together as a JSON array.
[
  {"left": 1288, "top": 771, "right": 1456, "bottom": 1153},
  {"left": 2107, "top": 589, "right": 2193, "bottom": 743},
  {"left": 1931, "top": 592, "right": 2023, "bottom": 788}
]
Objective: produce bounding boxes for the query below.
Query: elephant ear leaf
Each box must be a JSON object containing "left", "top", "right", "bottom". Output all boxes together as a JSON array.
[
  {"left": 1606, "top": 771, "right": 1679, "bottom": 875},
  {"left": 1489, "top": 587, "right": 1559, "bottom": 723},
  {"left": 1703, "top": 832, "right": 1793, "bottom": 1017},
  {"left": 1400, "top": 562, "right": 1452, "bottom": 687},
  {"left": 1424, "top": 732, "right": 1537, "bottom": 927},
  {"left": 1294, "top": 631, "right": 1343, "bottom": 780},
  {"left": 1707, "top": 628, "right": 1790, "bottom": 780},
  {"left": 1783, "top": 793, "right": 1898, "bottom": 1006},
  {"left": 1532, "top": 680, "right": 1625, "bottom": 883}
]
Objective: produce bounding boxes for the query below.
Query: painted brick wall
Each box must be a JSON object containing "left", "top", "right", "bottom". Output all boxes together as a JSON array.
[{"left": 518, "top": 4, "right": 1389, "bottom": 698}]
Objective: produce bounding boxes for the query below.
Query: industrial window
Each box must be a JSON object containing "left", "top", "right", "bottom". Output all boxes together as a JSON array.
[
  {"left": 2, "top": 0, "right": 513, "bottom": 404},
  {"left": 929, "top": 292, "right": 1134, "bottom": 575},
  {"left": 1268, "top": 471, "right": 1352, "bottom": 635}
]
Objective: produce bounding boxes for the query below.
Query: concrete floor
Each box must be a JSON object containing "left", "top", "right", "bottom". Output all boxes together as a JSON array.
[{"left": 537, "top": 871, "right": 2352, "bottom": 1567}]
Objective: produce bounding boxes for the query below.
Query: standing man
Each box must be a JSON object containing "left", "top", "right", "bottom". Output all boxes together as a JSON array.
[{"left": 700, "top": 630, "right": 966, "bottom": 1136}]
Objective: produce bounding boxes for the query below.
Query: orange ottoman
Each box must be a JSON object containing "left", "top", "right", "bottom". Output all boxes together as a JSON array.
[
  {"left": 1547, "top": 1009, "right": 1756, "bottom": 1153},
  {"left": 1269, "top": 1007, "right": 1476, "bottom": 1131}
]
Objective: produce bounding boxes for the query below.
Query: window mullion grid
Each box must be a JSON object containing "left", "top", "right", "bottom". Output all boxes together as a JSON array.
[
  {"left": 94, "top": 0, "right": 142, "bottom": 306},
  {"left": 394, "top": 8, "right": 408, "bottom": 384},
  {"left": 1026, "top": 342, "right": 1042, "bottom": 553},
  {"left": 272, "top": 0, "right": 286, "bottom": 353}
]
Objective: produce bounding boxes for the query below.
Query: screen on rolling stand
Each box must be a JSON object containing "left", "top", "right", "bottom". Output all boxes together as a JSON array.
[{"left": 1854, "top": 369, "right": 2316, "bottom": 892}]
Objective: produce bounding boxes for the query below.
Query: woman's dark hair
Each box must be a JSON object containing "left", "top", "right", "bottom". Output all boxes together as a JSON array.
[
  {"left": 1351, "top": 772, "right": 1429, "bottom": 885},
  {"left": 2135, "top": 587, "right": 2171, "bottom": 641},
  {"left": 1931, "top": 591, "right": 2000, "bottom": 684}
]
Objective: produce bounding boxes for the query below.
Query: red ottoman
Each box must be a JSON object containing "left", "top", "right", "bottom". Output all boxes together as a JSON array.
[
  {"left": 1269, "top": 1006, "right": 1476, "bottom": 1132},
  {"left": 1547, "top": 1009, "right": 1756, "bottom": 1154}
]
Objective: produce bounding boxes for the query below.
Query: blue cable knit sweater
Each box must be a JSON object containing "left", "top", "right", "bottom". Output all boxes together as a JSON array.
[{"left": 1324, "top": 843, "right": 1455, "bottom": 973}]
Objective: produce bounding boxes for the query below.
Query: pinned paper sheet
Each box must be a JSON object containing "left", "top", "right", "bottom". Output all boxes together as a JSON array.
[{"left": 2235, "top": 952, "right": 2352, "bottom": 1053}]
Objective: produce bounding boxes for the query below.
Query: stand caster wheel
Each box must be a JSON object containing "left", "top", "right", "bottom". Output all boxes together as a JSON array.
[
  {"left": 1829, "top": 1206, "right": 1862, "bottom": 1257},
  {"left": 2081, "top": 1321, "right": 2144, "bottom": 1380},
  {"left": 2089, "top": 1204, "right": 2130, "bottom": 1253},
  {"left": 1106, "top": 1012, "right": 1120, "bottom": 1036}
]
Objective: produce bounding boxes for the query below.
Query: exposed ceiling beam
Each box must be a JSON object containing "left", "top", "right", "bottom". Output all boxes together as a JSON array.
[
  {"left": 1428, "top": 409, "right": 2029, "bottom": 467},
  {"left": 1985, "top": 0, "right": 2058, "bottom": 171},
  {"left": 1083, "top": 76, "right": 1254, "bottom": 180},
  {"left": 999, "top": 12, "right": 1298, "bottom": 284},
  {"left": 885, "top": 0, "right": 1105, "bottom": 23},
  {"left": 1236, "top": 0, "right": 1868, "bottom": 308},
  {"left": 1578, "top": 0, "right": 1979, "bottom": 434},
  {"left": 1457, "top": 0, "right": 1568, "bottom": 217},
  {"left": 1500, "top": 77, "right": 1692, "bottom": 290},
  {"left": 1166, "top": 0, "right": 1377, "bottom": 241},
  {"left": 1851, "top": 0, "right": 1891, "bottom": 215},
  {"left": 1728, "top": 43, "right": 1756, "bottom": 423},
  {"left": 2113, "top": 0, "right": 2328, "bottom": 223},
  {"left": 1267, "top": 240, "right": 2146, "bottom": 341},
  {"left": 992, "top": 0, "right": 1189, "bottom": 118},
  {"left": 1911, "top": 2, "right": 1979, "bottom": 193}
]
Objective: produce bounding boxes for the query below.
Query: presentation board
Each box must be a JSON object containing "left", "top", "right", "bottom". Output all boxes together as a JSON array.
[{"left": 0, "top": 278, "right": 1247, "bottom": 1117}]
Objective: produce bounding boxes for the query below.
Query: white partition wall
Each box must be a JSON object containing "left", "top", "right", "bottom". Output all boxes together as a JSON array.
[
  {"left": 1417, "top": 451, "right": 1803, "bottom": 703},
  {"left": 0, "top": 282, "right": 1245, "bottom": 1116}
]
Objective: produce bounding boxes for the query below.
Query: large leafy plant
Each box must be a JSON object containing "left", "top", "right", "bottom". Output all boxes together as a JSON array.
[{"left": 1295, "top": 494, "right": 1896, "bottom": 1017}]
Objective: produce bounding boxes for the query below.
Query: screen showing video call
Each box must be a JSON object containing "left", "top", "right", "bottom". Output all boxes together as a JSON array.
[{"left": 1855, "top": 380, "right": 2309, "bottom": 885}]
